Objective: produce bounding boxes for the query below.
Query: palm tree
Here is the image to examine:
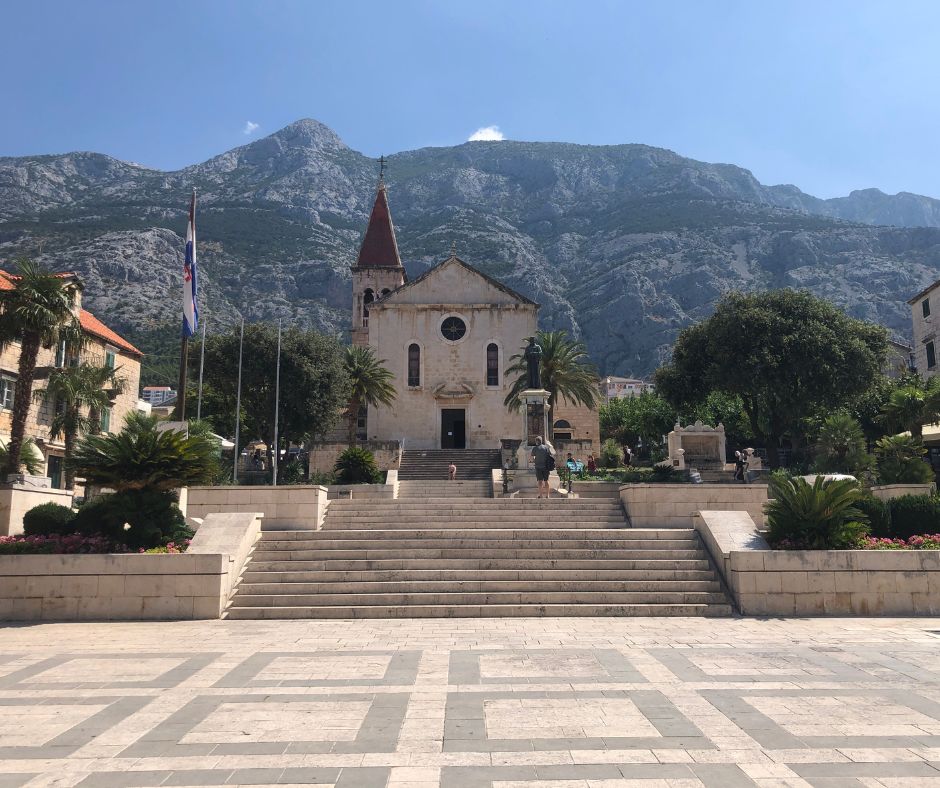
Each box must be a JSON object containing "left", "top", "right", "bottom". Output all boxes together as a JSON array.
[
  {"left": 342, "top": 346, "right": 396, "bottom": 447},
  {"left": 879, "top": 376, "right": 940, "bottom": 438},
  {"left": 814, "top": 410, "right": 869, "bottom": 473},
  {"left": 0, "top": 437, "right": 43, "bottom": 476},
  {"left": 33, "top": 363, "right": 125, "bottom": 487},
  {"left": 0, "top": 259, "right": 82, "bottom": 476},
  {"left": 504, "top": 330, "right": 599, "bottom": 441},
  {"left": 70, "top": 412, "right": 218, "bottom": 492}
]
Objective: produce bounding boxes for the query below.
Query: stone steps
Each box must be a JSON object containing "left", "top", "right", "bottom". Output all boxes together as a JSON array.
[
  {"left": 240, "top": 568, "right": 720, "bottom": 582},
  {"left": 226, "top": 603, "right": 733, "bottom": 619},
  {"left": 398, "top": 449, "right": 501, "bottom": 482},
  {"left": 237, "top": 579, "right": 723, "bottom": 594},
  {"left": 226, "top": 497, "right": 733, "bottom": 618}
]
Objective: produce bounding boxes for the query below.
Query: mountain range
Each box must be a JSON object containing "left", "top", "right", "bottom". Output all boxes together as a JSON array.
[{"left": 2, "top": 118, "right": 940, "bottom": 379}]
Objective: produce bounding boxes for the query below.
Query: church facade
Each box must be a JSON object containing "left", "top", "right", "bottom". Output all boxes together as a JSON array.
[{"left": 351, "top": 178, "right": 536, "bottom": 450}]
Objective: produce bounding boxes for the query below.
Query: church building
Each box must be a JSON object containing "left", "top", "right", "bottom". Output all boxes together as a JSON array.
[{"left": 351, "top": 177, "right": 537, "bottom": 450}]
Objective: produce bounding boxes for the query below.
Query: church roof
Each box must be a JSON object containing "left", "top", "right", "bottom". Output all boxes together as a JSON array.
[
  {"left": 380, "top": 253, "right": 538, "bottom": 306},
  {"left": 354, "top": 178, "right": 403, "bottom": 269}
]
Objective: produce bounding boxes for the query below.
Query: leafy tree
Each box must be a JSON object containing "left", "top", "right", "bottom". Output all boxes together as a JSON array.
[
  {"left": 684, "top": 390, "right": 754, "bottom": 450},
  {"left": 0, "top": 260, "right": 83, "bottom": 476},
  {"left": 654, "top": 290, "right": 887, "bottom": 468},
  {"left": 813, "top": 411, "right": 871, "bottom": 474},
  {"left": 765, "top": 475, "right": 869, "bottom": 549},
  {"left": 504, "top": 330, "right": 599, "bottom": 440},
  {"left": 878, "top": 375, "right": 940, "bottom": 439},
  {"left": 197, "top": 323, "right": 349, "bottom": 456},
  {"left": 70, "top": 412, "right": 218, "bottom": 492},
  {"left": 33, "top": 363, "right": 125, "bottom": 487},
  {"left": 343, "top": 346, "right": 396, "bottom": 446},
  {"left": 874, "top": 434, "right": 935, "bottom": 484},
  {"left": 599, "top": 392, "right": 674, "bottom": 455}
]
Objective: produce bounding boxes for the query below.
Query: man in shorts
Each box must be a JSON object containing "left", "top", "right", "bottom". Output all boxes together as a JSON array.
[{"left": 531, "top": 436, "right": 555, "bottom": 499}]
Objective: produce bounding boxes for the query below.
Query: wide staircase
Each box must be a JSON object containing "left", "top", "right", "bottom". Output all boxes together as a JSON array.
[
  {"left": 398, "top": 448, "right": 501, "bottom": 480},
  {"left": 225, "top": 495, "right": 733, "bottom": 619}
]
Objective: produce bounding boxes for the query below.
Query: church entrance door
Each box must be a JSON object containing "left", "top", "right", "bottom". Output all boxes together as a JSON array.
[{"left": 441, "top": 409, "right": 466, "bottom": 449}]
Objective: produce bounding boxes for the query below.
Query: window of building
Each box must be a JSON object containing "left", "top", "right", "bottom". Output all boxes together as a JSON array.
[
  {"left": 356, "top": 404, "right": 367, "bottom": 441},
  {"left": 100, "top": 405, "right": 112, "bottom": 433},
  {"left": 486, "top": 343, "right": 499, "bottom": 386},
  {"left": 925, "top": 299, "right": 932, "bottom": 318},
  {"left": 362, "top": 289, "right": 375, "bottom": 328},
  {"left": 105, "top": 349, "right": 116, "bottom": 369},
  {"left": 440, "top": 316, "right": 466, "bottom": 342},
  {"left": 407, "top": 343, "right": 421, "bottom": 387},
  {"left": 928, "top": 341, "right": 937, "bottom": 369},
  {"left": 55, "top": 341, "right": 65, "bottom": 368},
  {"left": 553, "top": 419, "right": 572, "bottom": 440},
  {"left": 0, "top": 374, "right": 15, "bottom": 410}
]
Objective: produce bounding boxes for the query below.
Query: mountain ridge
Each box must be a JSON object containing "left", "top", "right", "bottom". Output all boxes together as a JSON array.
[{"left": 1, "top": 118, "right": 939, "bottom": 378}]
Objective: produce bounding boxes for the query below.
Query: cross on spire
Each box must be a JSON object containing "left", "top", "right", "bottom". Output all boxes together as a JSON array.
[
  {"left": 378, "top": 155, "right": 387, "bottom": 179},
  {"left": 450, "top": 240, "right": 457, "bottom": 257}
]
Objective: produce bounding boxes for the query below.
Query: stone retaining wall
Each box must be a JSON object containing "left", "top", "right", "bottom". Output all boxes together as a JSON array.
[
  {"left": 0, "top": 512, "right": 262, "bottom": 621},
  {"left": 0, "top": 484, "right": 73, "bottom": 536},
  {"left": 621, "top": 483, "right": 767, "bottom": 529},
  {"left": 696, "top": 510, "right": 940, "bottom": 616},
  {"left": 869, "top": 483, "right": 936, "bottom": 501},
  {"left": 187, "top": 485, "right": 327, "bottom": 530}
]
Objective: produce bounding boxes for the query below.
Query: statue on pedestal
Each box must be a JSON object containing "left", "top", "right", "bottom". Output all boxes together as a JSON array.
[{"left": 524, "top": 336, "right": 543, "bottom": 390}]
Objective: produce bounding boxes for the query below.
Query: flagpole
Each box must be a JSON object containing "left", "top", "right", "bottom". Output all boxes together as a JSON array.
[
  {"left": 175, "top": 187, "right": 197, "bottom": 422},
  {"left": 196, "top": 314, "right": 207, "bottom": 421},
  {"left": 272, "top": 319, "right": 282, "bottom": 487},
  {"left": 233, "top": 316, "right": 244, "bottom": 485}
]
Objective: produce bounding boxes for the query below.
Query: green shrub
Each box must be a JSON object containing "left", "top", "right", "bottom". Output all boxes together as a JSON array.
[
  {"left": 651, "top": 464, "right": 678, "bottom": 482},
  {"left": 333, "top": 447, "right": 382, "bottom": 485},
  {"left": 309, "top": 470, "right": 336, "bottom": 486},
  {"left": 278, "top": 459, "right": 307, "bottom": 485},
  {"left": 854, "top": 495, "right": 892, "bottom": 538},
  {"left": 887, "top": 494, "right": 940, "bottom": 540},
  {"left": 765, "top": 475, "right": 869, "bottom": 549},
  {"left": 23, "top": 502, "right": 75, "bottom": 536},
  {"left": 600, "top": 439, "right": 621, "bottom": 469},
  {"left": 72, "top": 490, "right": 192, "bottom": 550}
]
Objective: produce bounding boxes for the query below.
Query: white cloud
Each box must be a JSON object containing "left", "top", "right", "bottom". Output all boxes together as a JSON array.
[
  {"left": 468, "top": 125, "right": 505, "bottom": 142},
  {"left": 243, "top": 120, "right": 260, "bottom": 136}
]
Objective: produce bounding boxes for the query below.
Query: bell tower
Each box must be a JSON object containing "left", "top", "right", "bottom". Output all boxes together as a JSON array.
[{"left": 351, "top": 166, "right": 406, "bottom": 347}]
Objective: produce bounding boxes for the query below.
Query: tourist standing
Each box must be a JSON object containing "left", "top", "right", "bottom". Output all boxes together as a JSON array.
[
  {"left": 448, "top": 463, "right": 457, "bottom": 481},
  {"left": 531, "top": 436, "right": 555, "bottom": 499},
  {"left": 622, "top": 445, "right": 633, "bottom": 467}
]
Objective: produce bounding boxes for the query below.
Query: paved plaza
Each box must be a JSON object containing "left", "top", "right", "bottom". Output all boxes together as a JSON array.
[{"left": 4, "top": 618, "right": 940, "bottom": 786}]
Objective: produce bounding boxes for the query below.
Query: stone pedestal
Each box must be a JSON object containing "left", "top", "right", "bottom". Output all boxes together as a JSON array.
[{"left": 513, "top": 388, "right": 557, "bottom": 492}]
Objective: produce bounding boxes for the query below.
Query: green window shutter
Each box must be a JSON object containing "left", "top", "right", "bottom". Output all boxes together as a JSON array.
[{"left": 101, "top": 406, "right": 111, "bottom": 433}]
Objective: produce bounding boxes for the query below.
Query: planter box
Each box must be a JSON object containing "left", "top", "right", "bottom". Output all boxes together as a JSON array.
[
  {"left": 187, "top": 485, "right": 328, "bottom": 530},
  {"left": 0, "top": 511, "right": 261, "bottom": 621},
  {"left": 621, "top": 483, "right": 768, "bottom": 529},
  {"left": 697, "top": 510, "right": 940, "bottom": 616},
  {"left": 0, "top": 484, "right": 73, "bottom": 536}
]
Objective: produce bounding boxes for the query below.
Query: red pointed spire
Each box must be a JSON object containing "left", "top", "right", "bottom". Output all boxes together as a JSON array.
[{"left": 355, "top": 178, "right": 402, "bottom": 268}]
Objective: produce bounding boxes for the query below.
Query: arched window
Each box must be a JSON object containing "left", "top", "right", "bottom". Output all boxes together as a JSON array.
[
  {"left": 553, "top": 419, "right": 572, "bottom": 440},
  {"left": 362, "top": 289, "right": 375, "bottom": 328},
  {"left": 486, "top": 343, "right": 499, "bottom": 386},
  {"left": 553, "top": 419, "right": 571, "bottom": 429},
  {"left": 407, "top": 343, "right": 421, "bottom": 387}
]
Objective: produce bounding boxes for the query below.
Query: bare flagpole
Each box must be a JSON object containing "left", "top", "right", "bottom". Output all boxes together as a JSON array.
[
  {"left": 272, "top": 319, "right": 282, "bottom": 487},
  {"left": 232, "top": 316, "right": 244, "bottom": 484},
  {"left": 196, "top": 314, "right": 207, "bottom": 421}
]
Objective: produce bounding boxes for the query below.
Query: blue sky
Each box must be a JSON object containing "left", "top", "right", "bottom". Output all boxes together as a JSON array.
[{"left": 2, "top": 0, "right": 939, "bottom": 199}]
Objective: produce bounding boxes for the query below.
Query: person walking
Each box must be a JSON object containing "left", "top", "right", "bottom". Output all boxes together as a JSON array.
[
  {"left": 448, "top": 462, "right": 457, "bottom": 481},
  {"left": 531, "top": 436, "right": 556, "bottom": 499}
]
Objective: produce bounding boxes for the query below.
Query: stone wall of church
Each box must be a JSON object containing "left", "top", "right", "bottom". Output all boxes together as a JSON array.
[{"left": 367, "top": 301, "right": 537, "bottom": 450}]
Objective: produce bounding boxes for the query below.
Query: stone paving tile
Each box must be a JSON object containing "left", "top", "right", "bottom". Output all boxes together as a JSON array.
[{"left": 6, "top": 619, "right": 940, "bottom": 787}]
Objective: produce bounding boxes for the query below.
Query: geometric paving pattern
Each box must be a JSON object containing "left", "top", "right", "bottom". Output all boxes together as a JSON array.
[{"left": 6, "top": 619, "right": 940, "bottom": 786}]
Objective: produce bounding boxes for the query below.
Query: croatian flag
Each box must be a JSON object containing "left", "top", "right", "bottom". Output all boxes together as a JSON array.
[{"left": 182, "top": 190, "right": 198, "bottom": 337}]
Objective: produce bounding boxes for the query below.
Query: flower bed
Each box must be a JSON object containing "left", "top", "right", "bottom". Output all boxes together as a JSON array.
[
  {"left": 862, "top": 534, "right": 940, "bottom": 550},
  {"left": 0, "top": 534, "right": 127, "bottom": 555},
  {"left": 0, "top": 534, "right": 191, "bottom": 555}
]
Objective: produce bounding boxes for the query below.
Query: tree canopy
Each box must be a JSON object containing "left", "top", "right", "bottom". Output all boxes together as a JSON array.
[
  {"left": 654, "top": 290, "right": 888, "bottom": 467},
  {"left": 195, "top": 323, "right": 349, "bottom": 452}
]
